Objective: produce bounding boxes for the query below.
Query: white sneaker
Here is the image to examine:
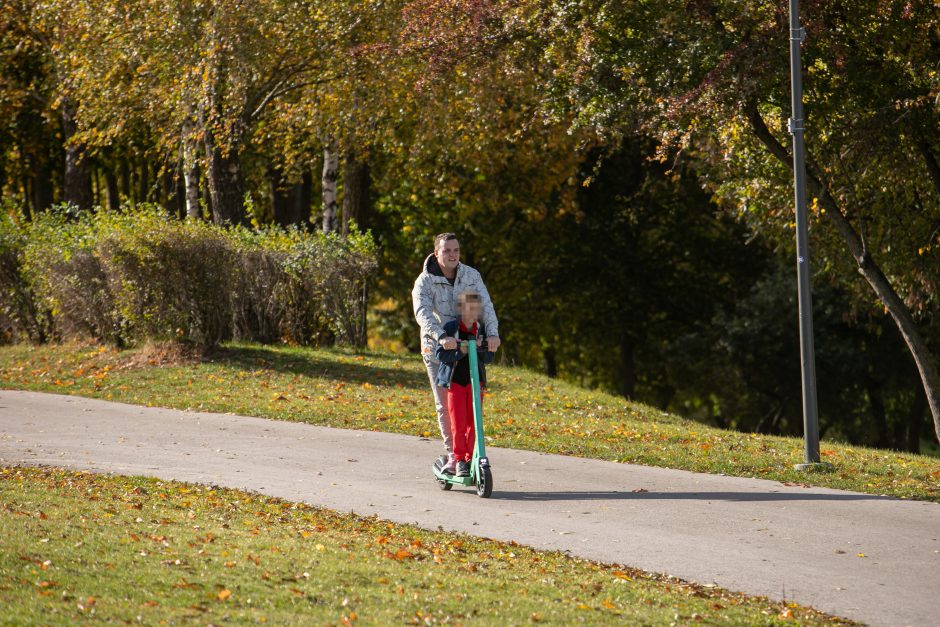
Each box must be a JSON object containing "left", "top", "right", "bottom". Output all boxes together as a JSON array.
[{"left": 441, "top": 454, "right": 457, "bottom": 474}]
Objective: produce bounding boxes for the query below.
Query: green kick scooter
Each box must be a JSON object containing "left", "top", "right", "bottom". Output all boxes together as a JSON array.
[{"left": 431, "top": 338, "right": 493, "bottom": 498}]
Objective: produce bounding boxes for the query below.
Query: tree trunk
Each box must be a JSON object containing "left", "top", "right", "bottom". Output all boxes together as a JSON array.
[
  {"left": 203, "top": 130, "right": 247, "bottom": 226},
  {"left": 907, "top": 387, "right": 925, "bottom": 454},
  {"left": 295, "top": 170, "right": 313, "bottom": 227},
  {"left": 272, "top": 169, "right": 312, "bottom": 227},
  {"left": 544, "top": 346, "right": 558, "bottom": 378},
  {"left": 182, "top": 121, "right": 201, "bottom": 219},
  {"left": 162, "top": 168, "right": 175, "bottom": 211},
  {"left": 341, "top": 147, "right": 371, "bottom": 236},
  {"left": 21, "top": 175, "right": 31, "bottom": 220},
  {"left": 120, "top": 155, "right": 131, "bottom": 201},
  {"left": 61, "top": 100, "right": 93, "bottom": 211},
  {"left": 184, "top": 159, "right": 201, "bottom": 219},
  {"left": 321, "top": 139, "right": 339, "bottom": 233},
  {"left": 175, "top": 169, "right": 186, "bottom": 220},
  {"left": 866, "top": 377, "right": 890, "bottom": 448},
  {"left": 747, "top": 102, "right": 940, "bottom": 444},
  {"left": 104, "top": 167, "right": 120, "bottom": 211},
  {"left": 620, "top": 335, "right": 636, "bottom": 399},
  {"left": 271, "top": 167, "right": 290, "bottom": 226},
  {"left": 92, "top": 167, "right": 100, "bottom": 208},
  {"left": 28, "top": 152, "right": 54, "bottom": 214},
  {"left": 138, "top": 158, "right": 149, "bottom": 203}
]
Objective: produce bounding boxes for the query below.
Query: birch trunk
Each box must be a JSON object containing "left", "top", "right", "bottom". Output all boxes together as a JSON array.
[
  {"left": 182, "top": 121, "right": 201, "bottom": 219},
  {"left": 321, "top": 139, "right": 339, "bottom": 233}
]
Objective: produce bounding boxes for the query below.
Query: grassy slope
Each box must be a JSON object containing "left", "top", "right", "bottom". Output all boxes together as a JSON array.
[
  {"left": 0, "top": 341, "right": 938, "bottom": 502},
  {"left": 0, "top": 466, "right": 848, "bottom": 625}
]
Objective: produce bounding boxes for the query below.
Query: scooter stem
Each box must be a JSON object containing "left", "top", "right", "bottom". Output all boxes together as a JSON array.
[{"left": 467, "top": 339, "right": 486, "bottom": 472}]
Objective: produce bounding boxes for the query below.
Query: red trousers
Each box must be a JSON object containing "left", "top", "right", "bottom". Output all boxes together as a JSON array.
[{"left": 447, "top": 383, "right": 482, "bottom": 462}]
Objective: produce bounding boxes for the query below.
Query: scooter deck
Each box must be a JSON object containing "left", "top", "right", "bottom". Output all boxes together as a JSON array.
[{"left": 432, "top": 467, "right": 475, "bottom": 486}]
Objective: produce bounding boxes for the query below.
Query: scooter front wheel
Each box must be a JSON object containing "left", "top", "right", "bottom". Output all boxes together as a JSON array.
[{"left": 476, "top": 464, "right": 493, "bottom": 498}]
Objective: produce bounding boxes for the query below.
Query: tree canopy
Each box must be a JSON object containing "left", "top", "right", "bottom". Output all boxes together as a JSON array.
[{"left": 1, "top": 0, "right": 937, "bottom": 452}]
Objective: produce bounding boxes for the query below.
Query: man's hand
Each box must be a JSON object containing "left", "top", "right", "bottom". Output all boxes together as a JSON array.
[
  {"left": 487, "top": 336, "right": 501, "bottom": 352},
  {"left": 439, "top": 336, "right": 458, "bottom": 350}
]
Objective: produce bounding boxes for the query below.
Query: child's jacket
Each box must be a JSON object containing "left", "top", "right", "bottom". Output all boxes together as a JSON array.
[{"left": 434, "top": 319, "right": 494, "bottom": 389}]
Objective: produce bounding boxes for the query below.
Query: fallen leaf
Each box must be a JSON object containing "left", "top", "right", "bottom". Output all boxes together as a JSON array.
[{"left": 217, "top": 588, "right": 232, "bottom": 601}]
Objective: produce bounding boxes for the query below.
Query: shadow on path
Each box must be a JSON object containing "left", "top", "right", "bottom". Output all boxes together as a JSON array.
[
  {"left": 492, "top": 490, "right": 893, "bottom": 502},
  {"left": 210, "top": 345, "right": 426, "bottom": 390}
]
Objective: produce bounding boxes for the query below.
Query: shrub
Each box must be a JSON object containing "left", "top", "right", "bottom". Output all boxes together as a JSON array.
[
  {"left": 22, "top": 206, "right": 120, "bottom": 344},
  {"left": 94, "top": 208, "right": 236, "bottom": 347},
  {"left": 285, "top": 229, "right": 377, "bottom": 346},
  {"left": 229, "top": 226, "right": 311, "bottom": 345},
  {"left": 230, "top": 226, "right": 377, "bottom": 346},
  {"left": 0, "top": 208, "right": 51, "bottom": 343},
  {"left": 12, "top": 205, "right": 378, "bottom": 348}
]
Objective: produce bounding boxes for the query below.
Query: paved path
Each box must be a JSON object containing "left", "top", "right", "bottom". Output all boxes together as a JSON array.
[{"left": 1, "top": 391, "right": 937, "bottom": 626}]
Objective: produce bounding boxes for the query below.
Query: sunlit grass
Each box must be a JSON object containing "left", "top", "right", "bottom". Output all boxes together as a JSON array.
[
  {"left": 0, "top": 466, "right": 850, "bottom": 625},
  {"left": 1, "top": 341, "right": 938, "bottom": 502}
]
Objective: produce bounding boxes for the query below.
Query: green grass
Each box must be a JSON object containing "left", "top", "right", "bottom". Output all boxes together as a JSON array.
[
  {"left": 1, "top": 341, "right": 938, "bottom": 502},
  {"left": 1, "top": 465, "right": 849, "bottom": 625}
]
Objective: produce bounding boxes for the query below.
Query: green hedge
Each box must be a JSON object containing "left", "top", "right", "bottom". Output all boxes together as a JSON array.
[{"left": 0, "top": 205, "right": 377, "bottom": 348}]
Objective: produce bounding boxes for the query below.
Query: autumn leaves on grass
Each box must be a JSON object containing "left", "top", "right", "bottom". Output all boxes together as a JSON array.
[{"left": 0, "top": 466, "right": 850, "bottom": 625}]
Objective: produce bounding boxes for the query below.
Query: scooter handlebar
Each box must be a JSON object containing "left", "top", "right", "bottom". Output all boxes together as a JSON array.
[{"left": 458, "top": 339, "right": 490, "bottom": 351}]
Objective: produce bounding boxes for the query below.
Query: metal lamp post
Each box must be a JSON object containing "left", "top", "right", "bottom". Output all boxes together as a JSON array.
[{"left": 787, "top": 0, "right": 831, "bottom": 471}]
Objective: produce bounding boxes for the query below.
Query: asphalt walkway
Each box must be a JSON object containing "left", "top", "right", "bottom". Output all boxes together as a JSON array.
[{"left": 1, "top": 390, "right": 938, "bottom": 626}]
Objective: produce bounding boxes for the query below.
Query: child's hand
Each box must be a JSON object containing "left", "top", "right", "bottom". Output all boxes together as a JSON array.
[{"left": 439, "top": 336, "right": 457, "bottom": 350}]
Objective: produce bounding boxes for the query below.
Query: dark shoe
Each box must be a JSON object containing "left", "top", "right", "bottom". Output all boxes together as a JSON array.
[{"left": 456, "top": 460, "right": 470, "bottom": 477}]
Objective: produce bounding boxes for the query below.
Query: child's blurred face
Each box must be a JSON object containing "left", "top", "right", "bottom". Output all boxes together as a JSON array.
[{"left": 460, "top": 299, "right": 481, "bottom": 324}]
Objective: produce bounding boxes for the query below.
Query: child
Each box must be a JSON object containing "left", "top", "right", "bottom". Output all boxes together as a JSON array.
[{"left": 435, "top": 290, "right": 495, "bottom": 477}]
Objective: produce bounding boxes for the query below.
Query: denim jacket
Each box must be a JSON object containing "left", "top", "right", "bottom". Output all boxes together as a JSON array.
[{"left": 434, "top": 319, "right": 494, "bottom": 389}]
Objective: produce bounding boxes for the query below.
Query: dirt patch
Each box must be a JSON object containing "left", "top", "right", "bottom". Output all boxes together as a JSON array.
[{"left": 117, "top": 341, "right": 211, "bottom": 370}]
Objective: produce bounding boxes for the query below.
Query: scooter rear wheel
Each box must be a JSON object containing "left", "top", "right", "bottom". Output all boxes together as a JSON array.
[{"left": 476, "top": 464, "right": 493, "bottom": 498}]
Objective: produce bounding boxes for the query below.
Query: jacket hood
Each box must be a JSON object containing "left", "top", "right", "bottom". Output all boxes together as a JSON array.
[{"left": 423, "top": 254, "right": 441, "bottom": 276}]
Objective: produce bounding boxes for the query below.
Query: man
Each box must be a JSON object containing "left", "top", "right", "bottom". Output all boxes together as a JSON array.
[{"left": 412, "top": 233, "right": 500, "bottom": 471}]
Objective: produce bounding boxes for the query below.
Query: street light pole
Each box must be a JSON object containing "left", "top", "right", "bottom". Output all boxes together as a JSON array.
[{"left": 787, "top": 0, "right": 826, "bottom": 470}]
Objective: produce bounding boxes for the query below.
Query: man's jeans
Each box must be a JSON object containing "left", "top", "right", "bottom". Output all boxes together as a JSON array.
[{"left": 423, "top": 353, "right": 452, "bottom": 453}]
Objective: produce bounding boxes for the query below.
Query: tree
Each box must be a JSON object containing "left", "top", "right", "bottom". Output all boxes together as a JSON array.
[
  {"left": 0, "top": 0, "right": 62, "bottom": 215},
  {"left": 516, "top": 0, "right": 940, "bottom": 442},
  {"left": 46, "top": 0, "right": 358, "bottom": 224}
]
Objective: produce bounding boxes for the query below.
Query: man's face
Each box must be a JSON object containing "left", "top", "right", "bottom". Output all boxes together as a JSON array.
[{"left": 434, "top": 238, "right": 460, "bottom": 272}]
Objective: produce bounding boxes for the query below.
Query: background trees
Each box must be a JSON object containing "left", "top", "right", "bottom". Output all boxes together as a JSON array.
[{"left": 1, "top": 0, "right": 936, "bottom": 452}]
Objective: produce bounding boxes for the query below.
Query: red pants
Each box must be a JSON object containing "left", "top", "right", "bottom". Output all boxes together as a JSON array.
[{"left": 447, "top": 383, "right": 482, "bottom": 463}]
